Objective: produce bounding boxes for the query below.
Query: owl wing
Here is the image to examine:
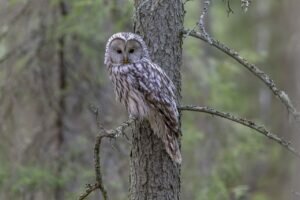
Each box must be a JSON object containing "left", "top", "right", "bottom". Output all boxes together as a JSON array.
[
  {"left": 129, "top": 61, "right": 180, "bottom": 137},
  {"left": 122, "top": 60, "right": 181, "bottom": 163}
]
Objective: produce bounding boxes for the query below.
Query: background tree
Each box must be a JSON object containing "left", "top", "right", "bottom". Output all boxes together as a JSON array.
[{"left": 0, "top": 0, "right": 300, "bottom": 200}]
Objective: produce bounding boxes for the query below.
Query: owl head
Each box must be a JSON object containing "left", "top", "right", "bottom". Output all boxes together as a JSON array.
[{"left": 104, "top": 32, "right": 150, "bottom": 65}]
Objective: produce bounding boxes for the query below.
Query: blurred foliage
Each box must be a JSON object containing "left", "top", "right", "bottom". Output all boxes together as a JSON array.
[
  {"left": 181, "top": 1, "right": 287, "bottom": 200},
  {"left": 0, "top": 0, "right": 295, "bottom": 199}
]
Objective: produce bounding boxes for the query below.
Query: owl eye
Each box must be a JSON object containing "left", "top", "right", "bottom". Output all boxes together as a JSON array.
[
  {"left": 116, "top": 49, "right": 122, "bottom": 54},
  {"left": 129, "top": 49, "right": 135, "bottom": 54}
]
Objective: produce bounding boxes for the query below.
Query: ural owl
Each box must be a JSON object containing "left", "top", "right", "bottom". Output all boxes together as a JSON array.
[{"left": 104, "top": 32, "right": 181, "bottom": 164}]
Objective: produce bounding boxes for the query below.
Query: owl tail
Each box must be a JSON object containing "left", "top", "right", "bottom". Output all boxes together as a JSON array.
[
  {"left": 149, "top": 115, "right": 182, "bottom": 164},
  {"left": 164, "top": 130, "right": 182, "bottom": 164}
]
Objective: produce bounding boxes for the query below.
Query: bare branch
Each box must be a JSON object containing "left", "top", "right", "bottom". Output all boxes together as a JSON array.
[
  {"left": 182, "top": 29, "right": 300, "bottom": 121},
  {"left": 183, "top": 0, "right": 193, "bottom": 5},
  {"left": 92, "top": 134, "right": 111, "bottom": 200},
  {"left": 184, "top": 0, "right": 213, "bottom": 41},
  {"left": 180, "top": 105, "right": 300, "bottom": 158},
  {"left": 223, "top": 0, "right": 234, "bottom": 15},
  {"left": 78, "top": 107, "right": 137, "bottom": 200},
  {"left": 94, "top": 117, "right": 136, "bottom": 200},
  {"left": 78, "top": 183, "right": 101, "bottom": 200},
  {"left": 199, "top": 0, "right": 213, "bottom": 44}
]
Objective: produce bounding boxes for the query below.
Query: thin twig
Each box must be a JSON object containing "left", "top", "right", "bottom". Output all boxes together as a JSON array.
[
  {"left": 78, "top": 107, "right": 136, "bottom": 200},
  {"left": 93, "top": 134, "right": 111, "bottom": 200},
  {"left": 180, "top": 105, "right": 300, "bottom": 158},
  {"left": 183, "top": 0, "right": 211, "bottom": 40},
  {"left": 183, "top": 0, "right": 193, "bottom": 5},
  {"left": 89, "top": 105, "right": 106, "bottom": 133},
  {"left": 94, "top": 117, "right": 136, "bottom": 199},
  {"left": 223, "top": 0, "right": 234, "bottom": 16},
  {"left": 78, "top": 183, "right": 101, "bottom": 200},
  {"left": 199, "top": 0, "right": 213, "bottom": 44},
  {"left": 225, "top": 0, "right": 234, "bottom": 15},
  {"left": 182, "top": 29, "right": 300, "bottom": 121}
]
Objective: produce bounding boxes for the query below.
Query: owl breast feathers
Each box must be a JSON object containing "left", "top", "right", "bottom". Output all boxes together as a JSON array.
[{"left": 104, "top": 32, "right": 182, "bottom": 164}]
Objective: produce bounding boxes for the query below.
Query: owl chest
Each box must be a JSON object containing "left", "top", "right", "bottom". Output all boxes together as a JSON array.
[{"left": 110, "top": 72, "right": 149, "bottom": 118}]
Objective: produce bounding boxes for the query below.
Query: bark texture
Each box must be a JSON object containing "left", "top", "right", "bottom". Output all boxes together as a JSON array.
[{"left": 130, "top": 0, "right": 184, "bottom": 199}]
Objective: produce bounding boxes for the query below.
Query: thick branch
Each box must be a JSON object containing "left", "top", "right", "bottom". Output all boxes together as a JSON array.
[
  {"left": 182, "top": 29, "right": 300, "bottom": 121},
  {"left": 180, "top": 105, "right": 300, "bottom": 158}
]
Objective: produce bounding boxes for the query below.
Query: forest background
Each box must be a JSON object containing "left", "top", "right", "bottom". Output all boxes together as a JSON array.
[{"left": 0, "top": 0, "right": 300, "bottom": 199}]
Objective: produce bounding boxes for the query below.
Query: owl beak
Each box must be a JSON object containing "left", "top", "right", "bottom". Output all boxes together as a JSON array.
[{"left": 123, "top": 57, "right": 129, "bottom": 64}]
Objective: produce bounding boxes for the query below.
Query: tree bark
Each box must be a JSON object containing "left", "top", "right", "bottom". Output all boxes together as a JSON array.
[{"left": 130, "top": 0, "right": 184, "bottom": 199}]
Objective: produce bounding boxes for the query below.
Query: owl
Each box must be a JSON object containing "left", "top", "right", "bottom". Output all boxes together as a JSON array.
[{"left": 104, "top": 32, "right": 181, "bottom": 164}]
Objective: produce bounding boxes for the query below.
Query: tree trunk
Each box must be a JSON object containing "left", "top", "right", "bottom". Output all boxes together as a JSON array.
[
  {"left": 54, "top": 1, "right": 68, "bottom": 199},
  {"left": 130, "top": 1, "right": 184, "bottom": 199}
]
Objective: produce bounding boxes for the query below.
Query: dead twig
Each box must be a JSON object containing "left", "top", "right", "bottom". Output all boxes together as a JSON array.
[
  {"left": 224, "top": 0, "right": 234, "bottom": 15},
  {"left": 180, "top": 105, "right": 300, "bottom": 158},
  {"left": 182, "top": 29, "right": 300, "bottom": 121},
  {"left": 78, "top": 106, "right": 136, "bottom": 200},
  {"left": 78, "top": 183, "right": 101, "bottom": 200},
  {"left": 199, "top": 0, "right": 213, "bottom": 44},
  {"left": 184, "top": 0, "right": 212, "bottom": 41}
]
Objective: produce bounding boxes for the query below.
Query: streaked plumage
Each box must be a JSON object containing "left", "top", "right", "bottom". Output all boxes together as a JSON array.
[{"left": 104, "top": 32, "right": 181, "bottom": 163}]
